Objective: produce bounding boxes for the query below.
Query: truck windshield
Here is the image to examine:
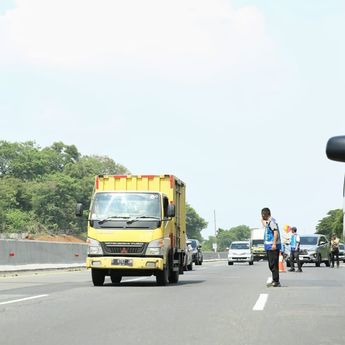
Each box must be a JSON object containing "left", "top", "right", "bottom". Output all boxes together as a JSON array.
[
  {"left": 252, "top": 240, "right": 264, "bottom": 246},
  {"left": 90, "top": 192, "right": 161, "bottom": 221}
]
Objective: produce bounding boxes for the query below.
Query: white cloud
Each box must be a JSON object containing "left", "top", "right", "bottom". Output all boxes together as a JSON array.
[{"left": 1, "top": 0, "right": 276, "bottom": 79}]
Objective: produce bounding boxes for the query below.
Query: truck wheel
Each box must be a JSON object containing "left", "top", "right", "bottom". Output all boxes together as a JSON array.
[
  {"left": 156, "top": 265, "right": 169, "bottom": 286},
  {"left": 92, "top": 268, "right": 105, "bottom": 286},
  {"left": 199, "top": 258, "right": 203, "bottom": 266},
  {"left": 228, "top": 262, "right": 233, "bottom": 265},
  {"left": 249, "top": 261, "right": 254, "bottom": 265},
  {"left": 169, "top": 264, "right": 179, "bottom": 284},
  {"left": 110, "top": 272, "right": 122, "bottom": 284}
]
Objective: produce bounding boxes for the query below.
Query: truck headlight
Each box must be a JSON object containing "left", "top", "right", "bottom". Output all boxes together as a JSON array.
[
  {"left": 146, "top": 239, "right": 163, "bottom": 256},
  {"left": 87, "top": 238, "right": 103, "bottom": 255}
]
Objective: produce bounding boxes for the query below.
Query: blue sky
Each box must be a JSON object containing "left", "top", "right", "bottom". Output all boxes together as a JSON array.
[{"left": 0, "top": 0, "right": 344, "bottom": 238}]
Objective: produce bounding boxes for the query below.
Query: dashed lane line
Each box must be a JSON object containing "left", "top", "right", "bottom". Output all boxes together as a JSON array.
[
  {"left": 253, "top": 293, "right": 268, "bottom": 311},
  {"left": 0, "top": 294, "right": 49, "bottom": 306}
]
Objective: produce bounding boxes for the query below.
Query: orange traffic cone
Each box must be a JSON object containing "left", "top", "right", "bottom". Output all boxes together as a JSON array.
[{"left": 279, "top": 253, "right": 286, "bottom": 273}]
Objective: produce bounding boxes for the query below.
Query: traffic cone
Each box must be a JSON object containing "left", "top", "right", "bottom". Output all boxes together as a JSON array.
[{"left": 279, "top": 253, "right": 286, "bottom": 273}]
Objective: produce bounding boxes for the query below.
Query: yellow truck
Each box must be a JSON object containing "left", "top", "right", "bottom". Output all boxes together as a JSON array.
[
  {"left": 76, "top": 174, "right": 187, "bottom": 286},
  {"left": 251, "top": 228, "right": 267, "bottom": 261}
]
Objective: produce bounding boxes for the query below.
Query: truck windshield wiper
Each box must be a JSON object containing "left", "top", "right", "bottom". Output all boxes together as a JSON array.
[
  {"left": 98, "top": 216, "right": 130, "bottom": 224},
  {"left": 126, "top": 216, "right": 161, "bottom": 224}
]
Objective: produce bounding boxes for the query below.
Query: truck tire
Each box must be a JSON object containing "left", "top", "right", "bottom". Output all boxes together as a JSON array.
[
  {"left": 110, "top": 271, "right": 122, "bottom": 284},
  {"left": 92, "top": 268, "right": 105, "bottom": 286},
  {"left": 156, "top": 265, "right": 169, "bottom": 286},
  {"left": 169, "top": 266, "right": 179, "bottom": 284},
  {"left": 249, "top": 261, "right": 254, "bottom": 265}
]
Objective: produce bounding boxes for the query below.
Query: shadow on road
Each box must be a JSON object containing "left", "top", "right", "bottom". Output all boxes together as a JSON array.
[{"left": 102, "top": 279, "right": 206, "bottom": 287}]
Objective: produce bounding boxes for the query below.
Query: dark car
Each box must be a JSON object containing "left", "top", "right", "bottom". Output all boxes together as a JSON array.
[{"left": 189, "top": 239, "right": 203, "bottom": 265}]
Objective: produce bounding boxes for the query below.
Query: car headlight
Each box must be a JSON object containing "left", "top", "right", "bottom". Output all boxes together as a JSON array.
[
  {"left": 87, "top": 238, "right": 103, "bottom": 255},
  {"left": 146, "top": 239, "right": 164, "bottom": 256}
]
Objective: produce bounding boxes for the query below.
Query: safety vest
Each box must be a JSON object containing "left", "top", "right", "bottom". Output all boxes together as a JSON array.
[
  {"left": 264, "top": 218, "right": 281, "bottom": 251},
  {"left": 290, "top": 234, "right": 300, "bottom": 251}
]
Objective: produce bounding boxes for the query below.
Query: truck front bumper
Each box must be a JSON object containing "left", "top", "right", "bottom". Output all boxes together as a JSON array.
[{"left": 86, "top": 256, "right": 164, "bottom": 271}]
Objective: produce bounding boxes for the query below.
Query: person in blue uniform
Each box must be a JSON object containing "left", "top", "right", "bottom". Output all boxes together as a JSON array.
[
  {"left": 262, "top": 207, "right": 281, "bottom": 287},
  {"left": 288, "top": 227, "right": 302, "bottom": 272}
]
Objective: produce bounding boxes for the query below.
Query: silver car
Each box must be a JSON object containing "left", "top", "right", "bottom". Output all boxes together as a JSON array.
[{"left": 298, "top": 234, "right": 331, "bottom": 267}]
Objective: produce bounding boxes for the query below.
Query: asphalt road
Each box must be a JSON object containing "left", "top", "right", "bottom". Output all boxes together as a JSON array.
[{"left": 0, "top": 261, "right": 344, "bottom": 345}]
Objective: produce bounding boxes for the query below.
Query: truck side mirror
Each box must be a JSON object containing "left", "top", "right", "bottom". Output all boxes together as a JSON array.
[
  {"left": 167, "top": 204, "right": 175, "bottom": 218},
  {"left": 75, "top": 203, "right": 83, "bottom": 217},
  {"left": 326, "top": 136, "right": 345, "bottom": 162}
]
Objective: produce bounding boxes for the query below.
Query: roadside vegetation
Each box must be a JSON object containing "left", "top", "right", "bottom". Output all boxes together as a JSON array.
[{"left": 0, "top": 140, "right": 208, "bottom": 241}]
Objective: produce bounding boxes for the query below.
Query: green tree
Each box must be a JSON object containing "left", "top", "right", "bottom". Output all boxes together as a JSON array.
[
  {"left": 186, "top": 204, "right": 208, "bottom": 241},
  {"left": 316, "top": 209, "right": 343, "bottom": 240},
  {"left": 216, "top": 225, "right": 251, "bottom": 251},
  {"left": 31, "top": 173, "right": 83, "bottom": 232},
  {"left": 202, "top": 236, "right": 217, "bottom": 251}
]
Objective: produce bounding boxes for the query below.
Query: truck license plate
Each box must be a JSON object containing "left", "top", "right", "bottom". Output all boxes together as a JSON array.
[{"left": 112, "top": 259, "right": 133, "bottom": 267}]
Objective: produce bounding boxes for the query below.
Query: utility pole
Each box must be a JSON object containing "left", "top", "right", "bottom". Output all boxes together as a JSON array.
[
  {"left": 213, "top": 210, "right": 218, "bottom": 253},
  {"left": 214, "top": 209, "right": 217, "bottom": 237}
]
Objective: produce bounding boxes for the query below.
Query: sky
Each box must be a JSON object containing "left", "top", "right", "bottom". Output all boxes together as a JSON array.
[{"left": 0, "top": 0, "right": 345, "bottom": 238}]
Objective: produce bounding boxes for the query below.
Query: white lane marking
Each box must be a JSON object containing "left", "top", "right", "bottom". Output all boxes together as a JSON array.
[
  {"left": 253, "top": 293, "right": 268, "bottom": 311},
  {"left": 0, "top": 294, "right": 48, "bottom": 306}
]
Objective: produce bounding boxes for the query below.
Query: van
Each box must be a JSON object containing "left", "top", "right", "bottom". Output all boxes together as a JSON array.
[{"left": 228, "top": 240, "right": 254, "bottom": 265}]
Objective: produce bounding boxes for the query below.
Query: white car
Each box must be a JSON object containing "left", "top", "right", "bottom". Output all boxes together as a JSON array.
[{"left": 228, "top": 241, "right": 254, "bottom": 265}]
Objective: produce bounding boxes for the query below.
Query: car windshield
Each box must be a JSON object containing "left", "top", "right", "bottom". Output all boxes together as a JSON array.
[
  {"left": 90, "top": 192, "right": 161, "bottom": 220},
  {"left": 300, "top": 236, "right": 318, "bottom": 245},
  {"left": 339, "top": 244, "right": 344, "bottom": 250},
  {"left": 230, "top": 243, "right": 249, "bottom": 250},
  {"left": 252, "top": 239, "right": 264, "bottom": 246}
]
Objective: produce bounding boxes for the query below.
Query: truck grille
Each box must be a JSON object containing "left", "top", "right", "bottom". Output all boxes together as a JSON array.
[{"left": 102, "top": 242, "right": 146, "bottom": 255}]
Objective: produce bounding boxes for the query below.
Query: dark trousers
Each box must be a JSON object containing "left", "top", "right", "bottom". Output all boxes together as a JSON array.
[
  {"left": 267, "top": 250, "right": 279, "bottom": 283},
  {"left": 289, "top": 250, "right": 301, "bottom": 270},
  {"left": 331, "top": 249, "right": 339, "bottom": 267}
]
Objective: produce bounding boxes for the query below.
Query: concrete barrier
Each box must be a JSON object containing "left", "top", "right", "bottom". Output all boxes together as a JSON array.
[
  {"left": 203, "top": 252, "right": 228, "bottom": 261},
  {"left": 0, "top": 240, "right": 227, "bottom": 272},
  {"left": 0, "top": 239, "right": 87, "bottom": 267}
]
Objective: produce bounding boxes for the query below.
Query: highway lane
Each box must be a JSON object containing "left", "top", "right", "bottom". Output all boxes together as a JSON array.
[{"left": 0, "top": 261, "right": 344, "bottom": 345}]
